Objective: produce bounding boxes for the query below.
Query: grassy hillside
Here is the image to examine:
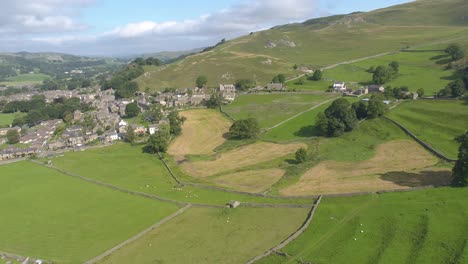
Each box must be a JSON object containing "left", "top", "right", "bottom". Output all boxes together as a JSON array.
[
  {"left": 137, "top": 0, "right": 468, "bottom": 89},
  {"left": 257, "top": 187, "right": 468, "bottom": 264}
]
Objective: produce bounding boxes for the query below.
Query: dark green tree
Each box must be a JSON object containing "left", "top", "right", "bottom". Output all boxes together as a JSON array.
[
  {"left": 295, "top": 148, "right": 308, "bottom": 163},
  {"left": 389, "top": 61, "right": 400, "bottom": 75},
  {"left": 146, "top": 124, "right": 171, "bottom": 153},
  {"left": 196, "top": 75, "right": 208, "bottom": 88},
  {"left": 229, "top": 118, "right": 260, "bottom": 139},
  {"left": 125, "top": 126, "right": 135, "bottom": 145},
  {"left": 416, "top": 88, "right": 425, "bottom": 97},
  {"left": 272, "top": 74, "right": 286, "bottom": 84},
  {"left": 452, "top": 132, "right": 468, "bottom": 186},
  {"left": 205, "top": 93, "right": 221, "bottom": 109},
  {"left": 367, "top": 99, "right": 386, "bottom": 119},
  {"left": 235, "top": 79, "right": 255, "bottom": 91},
  {"left": 352, "top": 101, "right": 368, "bottom": 120},
  {"left": 372, "top": 66, "right": 392, "bottom": 84},
  {"left": 310, "top": 70, "right": 323, "bottom": 81},
  {"left": 6, "top": 129, "right": 19, "bottom": 144},
  {"left": 445, "top": 43, "right": 465, "bottom": 61},
  {"left": 168, "top": 111, "right": 186, "bottom": 136},
  {"left": 125, "top": 102, "right": 140, "bottom": 117},
  {"left": 317, "top": 98, "right": 357, "bottom": 137}
]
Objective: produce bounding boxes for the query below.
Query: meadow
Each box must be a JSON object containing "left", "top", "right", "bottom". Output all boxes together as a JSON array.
[
  {"left": 256, "top": 187, "right": 468, "bottom": 264},
  {"left": 50, "top": 143, "right": 313, "bottom": 205},
  {"left": 0, "top": 73, "right": 49, "bottom": 86},
  {"left": 0, "top": 113, "right": 22, "bottom": 127},
  {"left": 388, "top": 100, "right": 468, "bottom": 159},
  {"left": 0, "top": 161, "right": 179, "bottom": 263},
  {"left": 322, "top": 49, "right": 458, "bottom": 95},
  {"left": 222, "top": 93, "right": 337, "bottom": 129},
  {"left": 99, "top": 206, "right": 309, "bottom": 264}
]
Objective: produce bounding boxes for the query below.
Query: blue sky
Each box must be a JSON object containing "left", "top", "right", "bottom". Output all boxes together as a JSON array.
[{"left": 0, "top": 0, "right": 412, "bottom": 56}]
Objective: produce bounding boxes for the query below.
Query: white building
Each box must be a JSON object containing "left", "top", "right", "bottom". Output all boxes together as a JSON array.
[{"left": 333, "top": 81, "right": 347, "bottom": 91}]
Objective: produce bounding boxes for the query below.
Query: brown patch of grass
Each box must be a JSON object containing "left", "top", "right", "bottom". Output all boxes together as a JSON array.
[
  {"left": 213, "top": 169, "right": 285, "bottom": 193},
  {"left": 182, "top": 142, "right": 306, "bottom": 178},
  {"left": 281, "top": 140, "right": 451, "bottom": 196},
  {"left": 168, "top": 109, "right": 231, "bottom": 160}
]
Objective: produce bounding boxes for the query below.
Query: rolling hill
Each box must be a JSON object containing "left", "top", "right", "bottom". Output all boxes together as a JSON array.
[{"left": 136, "top": 0, "right": 468, "bottom": 90}]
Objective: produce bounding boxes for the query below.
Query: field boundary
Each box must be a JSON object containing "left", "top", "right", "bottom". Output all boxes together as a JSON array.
[
  {"left": 84, "top": 204, "right": 192, "bottom": 264},
  {"left": 382, "top": 116, "right": 457, "bottom": 162},
  {"left": 262, "top": 97, "right": 338, "bottom": 132},
  {"left": 245, "top": 196, "right": 322, "bottom": 264}
]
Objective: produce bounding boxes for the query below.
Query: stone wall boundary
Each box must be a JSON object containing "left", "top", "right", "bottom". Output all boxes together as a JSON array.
[
  {"left": 245, "top": 196, "right": 322, "bottom": 264},
  {"left": 84, "top": 204, "right": 192, "bottom": 264},
  {"left": 382, "top": 116, "right": 457, "bottom": 162}
]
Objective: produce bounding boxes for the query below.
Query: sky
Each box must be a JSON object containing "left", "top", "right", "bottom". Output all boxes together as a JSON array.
[{"left": 0, "top": 0, "right": 412, "bottom": 56}]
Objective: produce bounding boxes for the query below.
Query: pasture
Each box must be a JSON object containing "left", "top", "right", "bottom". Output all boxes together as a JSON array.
[
  {"left": 1, "top": 73, "right": 49, "bottom": 86},
  {"left": 281, "top": 140, "right": 450, "bottom": 196},
  {"left": 50, "top": 143, "right": 313, "bottom": 205},
  {"left": 0, "top": 161, "right": 179, "bottom": 263},
  {"left": 222, "top": 93, "right": 337, "bottom": 129},
  {"left": 285, "top": 79, "right": 332, "bottom": 92},
  {"left": 388, "top": 100, "right": 468, "bottom": 159},
  {"left": 99, "top": 206, "right": 310, "bottom": 264},
  {"left": 257, "top": 187, "right": 468, "bottom": 264},
  {"left": 213, "top": 168, "right": 285, "bottom": 193},
  {"left": 323, "top": 49, "right": 457, "bottom": 95}
]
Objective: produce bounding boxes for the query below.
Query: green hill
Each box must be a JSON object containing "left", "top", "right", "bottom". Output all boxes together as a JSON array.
[{"left": 136, "top": 0, "right": 468, "bottom": 90}]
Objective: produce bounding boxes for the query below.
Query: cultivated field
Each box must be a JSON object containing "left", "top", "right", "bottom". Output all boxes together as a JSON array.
[
  {"left": 168, "top": 109, "right": 231, "bottom": 160},
  {"left": 181, "top": 141, "right": 306, "bottom": 178},
  {"left": 50, "top": 143, "right": 312, "bottom": 205},
  {"left": 223, "top": 93, "right": 337, "bottom": 128},
  {"left": 388, "top": 100, "right": 468, "bottom": 159},
  {"left": 99, "top": 206, "right": 310, "bottom": 264},
  {"left": 0, "top": 162, "right": 179, "bottom": 263},
  {"left": 281, "top": 140, "right": 450, "bottom": 196},
  {"left": 257, "top": 187, "right": 468, "bottom": 264},
  {"left": 213, "top": 168, "right": 285, "bottom": 193}
]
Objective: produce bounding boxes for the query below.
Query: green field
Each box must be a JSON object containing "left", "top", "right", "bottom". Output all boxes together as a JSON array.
[
  {"left": 323, "top": 49, "right": 459, "bottom": 95},
  {"left": 285, "top": 79, "right": 333, "bottom": 92},
  {"left": 100, "top": 206, "right": 309, "bottom": 264},
  {"left": 0, "top": 113, "right": 19, "bottom": 127},
  {"left": 223, "top": 93, "right": 337, "bottom": 128},
  {"left": 0, "top": 162, "right": 179, "bottom": 263},
  {"left": 257, "top": 187, "right": 468, "bottom": 264},
  {"left": 50, "top": 143, "right": 313, "bottom": 205},
  {"left": 387, "top": 100, "right": 468, "bottom": 159},
  {"left": 0, "top": 73, "right": 49, "bottom": 86}
]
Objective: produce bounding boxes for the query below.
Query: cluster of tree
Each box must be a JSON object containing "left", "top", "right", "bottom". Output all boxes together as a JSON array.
[
  {"left": 445, "top": 43, "right": 465, "bottom": 61},
  {"left": 201, "top": 38, "right": 226, "bottom": 53},
  {"left": 235, "top": 79, "right": 255, "bottom": 91},
  {"left": 229, "top": 118, "right": 260, "bottom": 139},
  {"left": 0, "top": 65, "right": 17, "bottom": 80},
  {"left": 144, "top": 111, "right": 186, "bottom": 153},
  {"left": 316, "top": 97, "right": 387, "bottom": 137},
  {"left": 141, "top": 105, "right": 163, "bottom": 123},
  {"left": 295, "top": 148, "right": 308, "bottom": 163},
  {"left": 205, "top": 93, "right": 222, "bottom": 109},
  {"left": 40, "top": 77, "right": 92, "bottom": 91},
  {"left": 438, "top": 79, "right": 466, "bottom": 98},
  {"left": 6, "top": 129, "right": 20, "bottom": 144},
  {"left": 124, "top": 102, "right": 141, "bottom": 118},
  {"left": 3, "top": 96, "right": 92, "bottom": 127},
  {"left": 196, "top": 75, "right": 208, "bottom": 88},
  {"left": 0, "top": 86, "right": 33, "bottom": 97},
  {"left": 368, "top": 61, "right": 399, "bottom": 84},
  {"left": 101, "top": 64, "right": 143, "bottom": 98},
  {"left": 452, "top": 132, "right": 468, "bottom": 186},
  {"left": 308, "top": 70, "right": 323, "bottom": 81},
  {"left": 132, "top": 57, "right": 162, "bottom": 66},
  {"left": 272, "top": 74, "right": 286, "bottom": 84}
]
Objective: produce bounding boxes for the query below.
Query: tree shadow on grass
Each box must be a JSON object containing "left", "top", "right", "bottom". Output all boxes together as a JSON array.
[
  {"left": 379, "top": 170, "right": 452, "bottom": 188},
  {"left": 294, "top": 125, "right": 321, "bottom": 138},
  {"left": 430, "top": 54, "right": 450, "bottom": 61}
]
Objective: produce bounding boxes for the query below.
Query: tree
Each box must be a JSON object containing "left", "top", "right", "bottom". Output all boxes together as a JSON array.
[
  {"left": 372, "top": 66, "right": 392, "bottom": 84},
  {"left": 235, "top": 79, "right": 255, "bottom": 91},
  {"left": 316, "top": 98, "right": 357, "bottom": 137},
  {"left": 310, "top": 70, "right": 323, "bottom": 81},
  {"left": 168, "top": 111, "right": 186, "bottom": 136},
  {"left": 366, "top": 99, "right": 386, "bottom": 119},
  {"left": 366, "top": 66, "right": 375, "bottom": 73},
  {"left": 352, "top": 101, "right": 368, "bottom": 120},
  {"left": 445, "top": 43, "right": 465, "bottom": 61},
  {"left": 229, "top": 118, "right": 260, "bottom": 139},
  {"left": 389, "top": 61, "right": 400, "bottom": 75},
  {"left": 295, "top": 148, "right": 308, "bottom": 163},
  {"left": 442, "top": 79, "right": 465, "bottom": 98},
  {"left": 452, "top": 132, "right": 468, "bottom": 186},
  {"left": 146, "top": 124, "right": 171, "bottom": 153},
  {"left": 6, "top": 129, "right": 19, "bottom": 144},
  {"left": 272, "top": 74, "right": 286, "bottom": 84},
  {"left": 205, "top": 93, "right": 221, "bottom": 109},
  {"left": 125, "top": 126, "right": 135, "bottom": 144},
  {"left": 125, "top": 102, "right": 140, "bottom": 117},
  {"left": 26, "top": 110, "right": 45, "bottom": 126},
  {"left": 196, "top": 75, "right": 208, "bottom": 88},
  {"left": 416, "top": 88, "right": 425, "bottom": 97}
]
